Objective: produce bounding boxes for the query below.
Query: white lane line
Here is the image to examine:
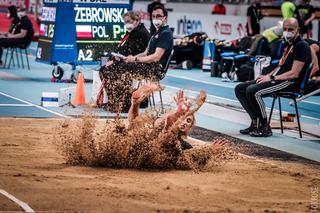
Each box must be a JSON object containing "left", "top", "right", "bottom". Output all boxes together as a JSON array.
[
  {"left": 162, "top": 84, "right": 320, "bottom": 122},
  {"left": 0, "top": 104, "right": 32, "bottom": 107},
  {"left": 0, "top": 91, "right": 70, "bottom": 118},
  {"left": 163, "top": 84, "right": 239, "bottom": 103},
  {"left": 300, "top": 100, "right": 320, "bottom": 106},
  {"left": 0, "top": 189, "right": 35, "bottom": 212},
  {"left": 166, "top": 73, "right": 236, "bottom": 89},
  {"left": 60, "top": 86, "right": 76, "bottom": 91}
]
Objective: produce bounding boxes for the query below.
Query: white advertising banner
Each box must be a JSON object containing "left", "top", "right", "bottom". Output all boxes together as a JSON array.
[
  {"left": 134, "top": 1, "right": 319, "bottom": 41},
  {"left": 167, "top": 13, "right": 247, "bottom": 40}
]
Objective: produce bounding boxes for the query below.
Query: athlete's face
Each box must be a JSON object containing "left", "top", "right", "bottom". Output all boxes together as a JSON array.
[{"left": 179, "top": 115, "right": 194, "bottom": 133}]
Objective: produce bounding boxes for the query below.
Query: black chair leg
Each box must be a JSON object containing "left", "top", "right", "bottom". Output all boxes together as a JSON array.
[
  {"left": 20, "top": 49, "right": 25, "bottom": 69},
  {"left": 148, "top": 96, "right": 152, "bottom": 108},
  {"left": 4, "top": 48, "right": 10, "bottom": 68},
  {"left": 151, "top": 92, "right": 156, "bottom": 108},
  {"left": 15, "top": 48, "right": 20, "bottom": 68},
  {"left": 25, "top": 49, "right": 30, "bottom": 70},
  {"left": 268, "top": 95, "right": 276, "bottom": 124},
  {"left": 7, "top": 48, "right": 15, "bottom": 68},
  {"left": 293, "top": 98, "right": 302, "bottom": 138},
  {"left": 159, "top": 90, "right": 164, "bottom": 114},
  {"left": 278, "top": 96, "right": 283, "bottom": 134}
]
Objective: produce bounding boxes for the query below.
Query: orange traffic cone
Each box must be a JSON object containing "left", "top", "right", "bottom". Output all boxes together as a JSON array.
[{"left": 73, "top": 72, "right": 86, "bottom": 105}]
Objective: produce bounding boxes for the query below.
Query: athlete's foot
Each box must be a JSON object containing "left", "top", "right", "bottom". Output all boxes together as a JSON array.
[
  {"left": 188, "top": 90, "right": 207, "bottom": 113},
  {"left": 132, "top": 83, "right": 164, "bottom": 104}
]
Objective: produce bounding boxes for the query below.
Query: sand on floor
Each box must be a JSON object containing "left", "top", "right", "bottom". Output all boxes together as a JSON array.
[{"left": 0, "top": 118, "right": 319, "bottom": 212}]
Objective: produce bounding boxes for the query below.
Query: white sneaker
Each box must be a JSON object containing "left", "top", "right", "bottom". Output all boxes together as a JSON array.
[{"left": 221, "top": 72, "right": 231, "bottom": 82}]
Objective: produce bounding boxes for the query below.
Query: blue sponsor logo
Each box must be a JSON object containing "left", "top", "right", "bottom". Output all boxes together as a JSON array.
[{"left": 177, "top": 16, "right": 202, "bottom": 35}]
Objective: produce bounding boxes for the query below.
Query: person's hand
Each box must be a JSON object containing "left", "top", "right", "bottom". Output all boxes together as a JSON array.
[
  {"left": 176, "top": 97, "right": 190, "bottom": 116},
  {"left": 173, "top": 90, "right": 185, "bottom": 106},
  {"left": 256, "top": 75, "right": 271, "bottom": 84},
  {"left": 124, "top": 55, "right": 135, "bottom": 63},
  {"left": 304, "top": 21, "right": 309, "bottom": 26},
  {"left": 174, "top": 90, "right": 191, "bottom": 114},
  {"left": 0, "top": 33, "right": 7, "bottom": 38},
  {"left": 248, "top": 28, "right": 253, "bottom": 36},
  {"left": 211, "top": 138, "right": 227, "bottom": 149},
  {"left": 114, "top": 56, "right": 121, "bottom": 61}
]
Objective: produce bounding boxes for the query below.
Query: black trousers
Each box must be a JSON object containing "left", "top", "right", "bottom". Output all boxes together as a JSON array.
[
  {"left": 0, "top": 38, "right": 26, "bottom": 60},
  {"left": 234, "top": 80, "right": 294, "bottom": 121}
]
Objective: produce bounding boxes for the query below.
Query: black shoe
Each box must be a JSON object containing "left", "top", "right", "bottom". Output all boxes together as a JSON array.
[
  {"left": 249, "top": 125, "right": 273, "bottom": 137},
  {"left": 240, "top": 124, "right": 257, "bottom": 135}
]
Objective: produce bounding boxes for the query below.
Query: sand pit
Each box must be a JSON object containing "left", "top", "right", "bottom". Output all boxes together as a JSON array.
[{"left": 0, "top": 118, "right": 319, "bottom": 212}]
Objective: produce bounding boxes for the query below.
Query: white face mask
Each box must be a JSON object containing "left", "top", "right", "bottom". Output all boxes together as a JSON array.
[
  {"left": 17, "top": 11, "right": 25, "bottom": 18},
  {"left": 152, "top": 19, "right": 162, "bottom": 29},
  {"left": 283, "top": 31, "right": 295, "bottom": 42},
  {"left": 125, "top": 23, "right": 135, "bottom": 33}
]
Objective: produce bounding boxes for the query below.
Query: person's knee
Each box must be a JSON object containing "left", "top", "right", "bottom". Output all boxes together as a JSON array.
[
  {"left": 245, "top": 84, "right": 258, "bottom": 98},
  {"left": 235, "top": 82, "right": 247, "bottom": 97}
]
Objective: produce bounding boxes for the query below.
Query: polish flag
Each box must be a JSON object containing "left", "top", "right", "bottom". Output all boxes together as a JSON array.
[
  {"left": 39, "top": 24, "right": 45, "bottom": 37},
  {"left": 76, "top": 25, "right": 92, "bottom": 38}
]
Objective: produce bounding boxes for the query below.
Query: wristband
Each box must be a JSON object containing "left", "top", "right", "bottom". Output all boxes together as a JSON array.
[
  {"left": 135, "top": 57, "right": 138, "bottom": 62},
  {"left": 270, "top": 75, "right": 275, "bottom": 81}
]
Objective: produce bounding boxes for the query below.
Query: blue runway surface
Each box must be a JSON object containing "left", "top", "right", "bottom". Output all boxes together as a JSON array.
[
  {"left": 0, "top": 92, "right": 64, "bottom": 118},
  {"left": 0, "top": 43, "right": 319, "bottom": 162}
]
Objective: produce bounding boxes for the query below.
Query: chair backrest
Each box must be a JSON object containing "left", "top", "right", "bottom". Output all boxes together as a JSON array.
[
  {"left": 164, "top": 49, "right": 174, "bottom": 71},
  {"left": 17, "top": 30, "right": 34, "bottom": 49},
  {"left": 298, "top": 63, "right": 313, "bottom": 94},
  {"left": 24, "top": 30, "right": 35, "bottom": 48},
  {"left": 269, "top": 39, "right": 285, "bottom": 59},
  {"left": 23, "top": 37, "right": 33, "bottom": 49},
  {"left": 276, "top": 41, "right": 285, "bottom": 59}
]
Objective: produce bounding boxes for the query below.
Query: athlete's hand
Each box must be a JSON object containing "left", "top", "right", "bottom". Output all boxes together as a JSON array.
[{"left": 174, "top": 90, "right": 185, "bottom": 106}]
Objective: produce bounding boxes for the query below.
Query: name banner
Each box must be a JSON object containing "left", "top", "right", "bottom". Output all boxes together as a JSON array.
[{"left": 36, "top": 0, "right": 131, "bottom": 64}]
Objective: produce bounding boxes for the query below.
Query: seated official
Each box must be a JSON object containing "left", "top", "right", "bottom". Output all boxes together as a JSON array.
[
  {"left": 305, "top": 39, "right": 320, "bottom": 78},
  {"left": 0, "top": 5, "right": 26, "bottom": 66},
  {"left": 303, "top": 39, "right": 320, "bottom": 94},
  {"left": 0, "top": 8, "right": 34, "bottom": 66},
  {"left": 98, "top": 11, "right": 150, "bottom": 111},
  {"left": 234, "top": 18, "right": 311, "bottom": 137},
  {"left": 103, "top": 11, "right": 150, "bottom": 67},
  {"left": 99, "top": 5, "right": 173, "bottom": 113}
]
